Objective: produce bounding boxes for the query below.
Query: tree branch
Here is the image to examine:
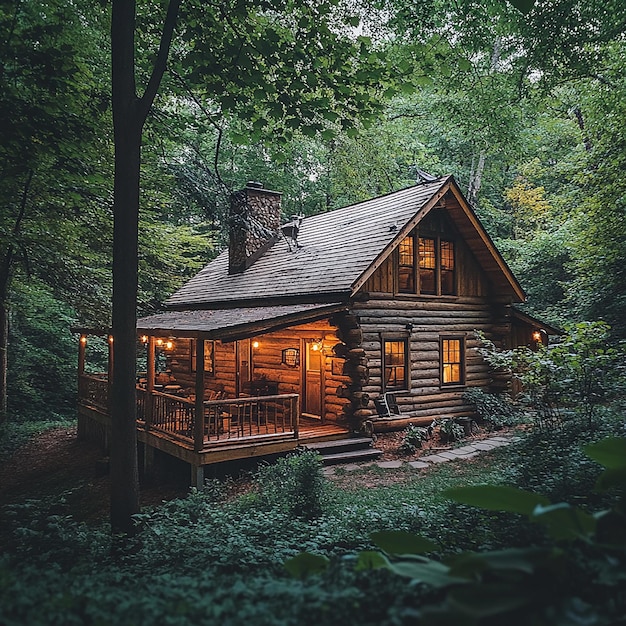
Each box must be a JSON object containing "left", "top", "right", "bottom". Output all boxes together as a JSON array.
[{"left": 139, "top": 0, "right": 182, "bottom": 120}]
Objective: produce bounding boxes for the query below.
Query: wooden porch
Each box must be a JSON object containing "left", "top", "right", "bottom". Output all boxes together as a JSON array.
[{"left": 78, "top": 373, "right": 349, "bottom": 483}]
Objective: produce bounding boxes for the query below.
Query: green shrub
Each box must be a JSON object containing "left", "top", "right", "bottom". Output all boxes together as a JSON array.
[
  {"left": 438, "top": 417, "right": 465, "bottom": 443},
  {"left": 256, "top": 449, "right": 326, "bottom": 520},
  {"left": 463, "top": 387, "right": 523, "bottom": 429},
  {"left": 399, "top": 424, "right": 432, "bottom": 454}
]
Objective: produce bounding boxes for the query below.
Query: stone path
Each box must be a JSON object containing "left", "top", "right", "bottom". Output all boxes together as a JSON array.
[{"left": 323, "top": 434, "right": 521, "bottom": 476}]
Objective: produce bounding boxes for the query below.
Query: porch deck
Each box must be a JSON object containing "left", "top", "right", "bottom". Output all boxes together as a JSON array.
[{"left": 78, "top": 374, "right": 350, "bottom": 478}]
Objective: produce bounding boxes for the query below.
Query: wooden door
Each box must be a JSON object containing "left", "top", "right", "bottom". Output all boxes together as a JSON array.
[{"left": 302, "top": 340, "right": 323, "bottom": 419}]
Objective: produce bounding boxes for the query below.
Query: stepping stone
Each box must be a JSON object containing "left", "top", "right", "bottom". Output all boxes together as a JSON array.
[
  {"left": 437, "top": 451, "right": 463, "bottom": 460},
  {"left": 489, "top": 436, "right": 512, "bottom": 443},
  {"left": 377, "top": 460, "right": 404, "bottom": 469},
  {"left": 472, "top": 442, "right": 498, "bottom": 451},
  {"left": 340, "top": 463, "right": 361, "bottom": 472},
  {"left": 483, "top": 439, "right": 509, "bottom": 447},
  {"left": 420, "top": 454, "right": 450, "bottom": 464},
  {"left": 408, "top": 461, "right": 430, "bottom": 469},
  {"left": 449, "top": 446, "right": 478, "bottom": 456},
  {"left": 323, "top": 467, "right": 336, "bottom": 476}
]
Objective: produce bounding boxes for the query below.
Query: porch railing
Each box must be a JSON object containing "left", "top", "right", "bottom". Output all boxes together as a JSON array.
[
  {"left": 79, "top": 377, "right": 300, "bottom": 448},
  {"left": 203, "top": 394, "right": 299, "bottom": 443},
  {"left": 78, "top": 373, "right": 109, "bottom": 412}
]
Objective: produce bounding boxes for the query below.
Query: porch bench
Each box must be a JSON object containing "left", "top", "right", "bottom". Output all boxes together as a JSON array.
[{"left": 370, "top": 392, "right": 435, "bottom": 432}]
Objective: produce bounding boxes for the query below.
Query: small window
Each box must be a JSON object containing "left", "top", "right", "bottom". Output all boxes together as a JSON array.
[
  {"left": 418, "top": 237, "right": 436, "bottom": 294},
  {"left": 383, "top": 338, "right": 409, "bottom": 391},
  {"left": 441, "top": 337, "right": 464, "bottom": 386},
  {"left": 440, "top": 240, "right": 455, "bottom": 295},
  {"left": 398, "top": 236, "right": 415, "bottom": 293},
  {"left": 190, "top": 339, "right": 214, "bottom": 375}
]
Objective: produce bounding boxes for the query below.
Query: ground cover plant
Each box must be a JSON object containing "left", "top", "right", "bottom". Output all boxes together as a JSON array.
[{"left": 1, "top": 407, "right": 624, "bottom": 625}]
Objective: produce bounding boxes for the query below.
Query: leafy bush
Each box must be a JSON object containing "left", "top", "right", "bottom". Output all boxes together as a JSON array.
[
  {"left": 463, "top": 387, "right": 523, "bottom": 429},
  {"left": 255, "top": 449, "right": 326, "bottom": 520},
  {"left": 399, "top": 423, "right": 432, "bottom": 454},
  {"left": 438, "top": 417, "right": 465, "bottom": 443}
]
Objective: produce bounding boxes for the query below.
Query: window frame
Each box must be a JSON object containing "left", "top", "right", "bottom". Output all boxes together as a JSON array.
[
  {"left": 440, "top": 335, "right": 466, "bottom": 387},
  {"left": 381, "top": 334, "right": 410, "bottom": 392},
  {"left": 396, "top": 233, "right": 457, "bottom": 296},
  {"left": 190, "top": 339, "right": 215, "bottom": 376}
]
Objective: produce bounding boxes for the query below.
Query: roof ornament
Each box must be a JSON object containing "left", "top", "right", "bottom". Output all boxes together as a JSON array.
[
  {"left": 281, "top": 214, "right": 304, "bottom": 252},
  {"left": 415, "top": 168, "right": 438, "bottom": 183}
]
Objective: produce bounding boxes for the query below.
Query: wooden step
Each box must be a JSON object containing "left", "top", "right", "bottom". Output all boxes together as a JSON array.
[
  {"left": 304, "top": 437, "right": 374, "bottom": 455},
  {"left": 320, "top": 447, "right": 383, "bottom": 465}
]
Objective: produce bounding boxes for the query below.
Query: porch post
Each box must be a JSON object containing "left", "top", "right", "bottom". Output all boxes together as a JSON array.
[
  {"left": 78, "top": 335, "right": 86, "bottom": 376},
  {"left": 193, "top": 336, "right": 205, "bottom": 452},
  {"left": 145, "top": 336, "right": 155, "bottom": 429}
]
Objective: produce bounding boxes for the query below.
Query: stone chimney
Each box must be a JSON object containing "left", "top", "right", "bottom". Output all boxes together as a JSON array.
[{"left": 228, "top": 182, "right": 282, "bottom": 274}]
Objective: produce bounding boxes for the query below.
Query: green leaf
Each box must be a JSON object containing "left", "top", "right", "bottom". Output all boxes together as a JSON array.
[
  {"left": 284, "top": 552, "right": 329, "bottom": 579},
  {"left": 387, "top": 557, "right": 467, "bottom": 588},
  {"left": 370, "top": 530, "right": 438, "bottom": 555},
  {"left": 444, "top": 486, "right": 550, "bottom": 515},
  {"left": 584, "top": 438, "right": 626, "bottom": 469},
  {"left": 448, "top": 583, "right": 537, "bottom": 618},
  {"left": 448, "top": 547, "right": 551, "bottom": 578},
  {"left": 531, "top": 503, "right": 596, "bottom": 540},
  {"left": 355, "top": 551, "right": 389, "bottom": 571},
  {"left": 595, "top": 468, "right": 626, "bottom": 492}
]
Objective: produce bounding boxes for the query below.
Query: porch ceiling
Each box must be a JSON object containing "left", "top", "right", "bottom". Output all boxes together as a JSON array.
[{"left": 136, "top": 302, "right": 349, "bottom": 341}]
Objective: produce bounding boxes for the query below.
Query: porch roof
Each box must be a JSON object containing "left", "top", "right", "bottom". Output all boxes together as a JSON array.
[{"left": 136, "top": 302, "right": 348, "bottom": 341}]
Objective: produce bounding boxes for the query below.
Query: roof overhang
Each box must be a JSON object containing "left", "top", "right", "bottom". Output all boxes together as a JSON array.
[
  {"left": 137, "top": 302, "right": 349, "bottom": 342},
  {"left": 511, "top": 308, "right": 562, "bottom": 336}
]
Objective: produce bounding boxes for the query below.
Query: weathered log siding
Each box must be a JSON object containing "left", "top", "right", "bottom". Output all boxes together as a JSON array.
[{"left": 353, "top": 298, "right": 499, "bottom": 422}]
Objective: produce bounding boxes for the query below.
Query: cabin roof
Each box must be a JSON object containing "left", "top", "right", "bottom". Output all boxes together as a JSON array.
[
  {"left": 165, "top": 175, "right": 524, "bottom": 310},
  {"left": 137, "top": 302, "right": 348, "bottom": 341}
]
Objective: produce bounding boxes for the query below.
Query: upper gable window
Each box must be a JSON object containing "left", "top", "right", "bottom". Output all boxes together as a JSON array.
[{"left": 397, "top": 234, "right": 456, "bottom": 295}]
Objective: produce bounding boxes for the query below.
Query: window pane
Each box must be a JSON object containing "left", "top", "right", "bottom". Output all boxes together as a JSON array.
[
  {"left": 418, "top": 238, "right": 436, "bottom": 294},
  {"left": 384, "top": 339, "right": 407, "bottom": 390},
  {"left": 398, "top": 236, "right": 415, "bottom": 292},
  {"left": 442, "top": 338, "right": 463, "bottom": 384},
  {"left": 440, "top": 241, "right": 455, "bottom": 295}
]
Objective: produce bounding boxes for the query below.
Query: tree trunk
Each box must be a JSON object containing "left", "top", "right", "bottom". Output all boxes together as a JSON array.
[
  {"left": 109, "top": 0, "right": 180, "bottom": 535},
  {"left": 0, "top": 301, "right": 7, "bottom": 423},
  {"left": 110, "top": 0, "right": 142, "bottom": 535}
]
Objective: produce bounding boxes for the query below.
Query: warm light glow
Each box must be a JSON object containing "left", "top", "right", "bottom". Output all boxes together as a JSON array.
[
  {"left": 165, "top": 341, "right": 174, "bottom": 350},
  {"left": 141, "top": 335, "right": 148, "bottom": 344},
  {"left": 311, "top": 343, "right": 320, "bottom": 351},
  {"left": 156, "top": 338, "right": 163, "bottom": 346},
  {"left": 108, "top": 335, "right": 114, "bottom": 344},
  {"left": 533, "top": 331, "right": 542, "bottom": 342},
  {"left": 80, "top": 335, "right": 87, "bottom": 345},
  {"left": 252, "top": 340, "right": 260, "bottom": 349}
]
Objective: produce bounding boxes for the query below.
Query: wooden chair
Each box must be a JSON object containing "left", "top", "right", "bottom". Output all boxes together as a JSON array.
[{"left": 374, "top": 392, "right": 402, "bottom": 418}]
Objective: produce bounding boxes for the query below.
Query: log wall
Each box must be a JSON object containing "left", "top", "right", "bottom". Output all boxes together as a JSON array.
[{"left": 353, "top": 297, "right": 504, "bottom": 425}]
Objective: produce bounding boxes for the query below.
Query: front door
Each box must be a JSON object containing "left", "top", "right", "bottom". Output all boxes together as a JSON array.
[{"left": 302, "top": 340, "right": 323, "bottom": 419}]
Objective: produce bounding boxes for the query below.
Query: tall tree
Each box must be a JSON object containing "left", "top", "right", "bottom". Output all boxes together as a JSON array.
[{"left": 108, "top": 0, "right": 398, "bottom": 534}]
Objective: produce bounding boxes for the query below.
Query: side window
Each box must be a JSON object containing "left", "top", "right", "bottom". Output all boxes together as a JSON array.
[
  {"left": 398, "top": 235, "right": 415, "bottom": 293},
  {"left": 190, "top": 339, "right": 215, "bottom": 375},
  {"left": 440, "top": 337, "right": 465, "bottom": 386},
  {"left": 440, "top": 240, "right": 455, "bottom": 295},
  {"left": 382, "top": 338, "right": 409, "bottom": 391},
  {"left": 418, "top": 237, "right": 436, "bottom": 294}
]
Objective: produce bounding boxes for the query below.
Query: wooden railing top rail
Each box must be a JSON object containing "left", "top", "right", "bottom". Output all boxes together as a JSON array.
[{"left": 203, "top": 393, "right": 299, "bottom": 406}]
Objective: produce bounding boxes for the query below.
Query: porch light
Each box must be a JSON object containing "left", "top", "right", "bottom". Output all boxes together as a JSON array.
[
  {"left": 311, "top": 338, "right": 323, "bottom": 351},
  {"left": 108, "top": 335, "right": 114, "bottom": 344},
  {"left": 532, "top": 331, "right": 542, "bottom": 342},
  {"left": 165, "top": 340, "right": 174, "bottom": 350},
  {"left": 252, "top": 340, "right": 260, "bottom": 349},
  {"left": 141, "top": 335, "right": 148, "bottom": 344},
  {"left": 156, "top": 338, "right": 163, "bottom": 346},
  {"left": 80, "top": 335, "right": 87, "bottom": 345}
]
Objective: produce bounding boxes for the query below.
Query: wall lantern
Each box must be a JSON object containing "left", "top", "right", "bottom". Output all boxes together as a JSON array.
[
  {"left": 141, "top": 335, "right": 148, "bottom": 344},
  {"left": 252, "top": 340, "right": 260, "bottom": 349},
  {"left": 311, "top": 338, "right": 323, "bottom": 352},
  {"left": 282, "top": 348, "right": 300, "bottom": 367},
  {"left": 532, "top": 331, "right": 542, "bottom": 342},
  {"left": 165, "top": 340, "right": 174, "bottom": 350},
  {"left": 80, "top": 335, "right": 87, "bottom": 345}
]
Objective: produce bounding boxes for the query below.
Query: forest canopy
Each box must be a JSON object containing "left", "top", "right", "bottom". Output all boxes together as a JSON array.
[{"left": 1, "top": 0, "right": 625, "bottom": 421}]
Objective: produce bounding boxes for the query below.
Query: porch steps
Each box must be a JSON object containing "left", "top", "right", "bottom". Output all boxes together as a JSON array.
[{"left": 304, "top": 437, "right": 383, "bottom": 466}]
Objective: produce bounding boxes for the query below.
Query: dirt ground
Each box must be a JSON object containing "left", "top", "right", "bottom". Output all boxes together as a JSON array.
[{"left": 0, "top": 424, "right": 495, "bottom": 527}]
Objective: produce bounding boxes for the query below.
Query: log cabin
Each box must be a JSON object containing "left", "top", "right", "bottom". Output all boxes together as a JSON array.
[{"left": 76, "top": 177, "right": 557, "bottom": 484}]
